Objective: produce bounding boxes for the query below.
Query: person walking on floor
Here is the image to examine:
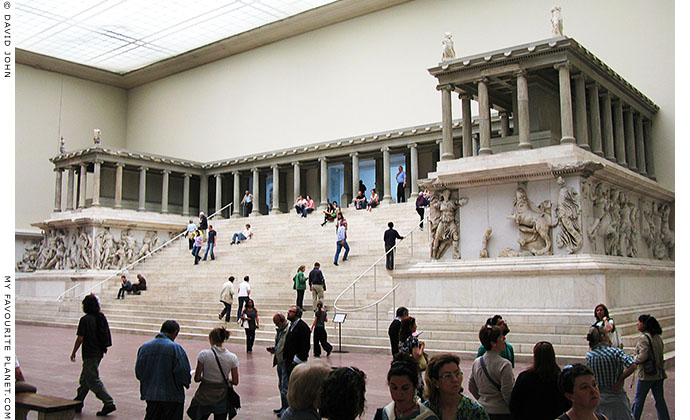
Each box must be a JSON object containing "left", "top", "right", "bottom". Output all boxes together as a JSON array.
[
  {"left": 240, "top": 299, "right": 260, "bottom": 353},
  {"left": 202, "top": 225, "right": 217, "bottom": 261},
  {"left": 236, "top": 276, "right": 251, "bottom": 321},
  {"left": 218, "top": 276, "right": 235, "bottom": 322},
  {"left": 135, "top": 320, "right": 191, "bottom": 420},
  {"left": 311, "top": 301, "right": 333, "bottom": 357},
  {"left": 70, "top": 294, "right": 116, "bottom": 416},
  {"left": 308, "top": 263, "right": 326, "bottom": 311},
  {"left": 267, "top": 313, "right": 289, "bottom": 417},
  {"left": 384, "top": 222, "right": 404, "bottom": 270},
  {"left": 396, "top": 165, "right": 407, "bottom": 203},
  {"left": 293, "top": 265, "right": 307, "bottom": 310},
  {"left": 333, "top": 222, "right": 349, "bottom": 266}
]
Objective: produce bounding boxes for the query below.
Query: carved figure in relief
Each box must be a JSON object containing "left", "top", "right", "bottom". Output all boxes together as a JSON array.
[
  {"left": 498, "top": 248, "right": 519, "bottom": 257},
  {"left": 121, "top": 229, "right": 138, "bottom": 263},
  {"left": 136, "top": 231, "right": 158, "bottom": 260},
  {"left": 603, "top": 189, "right": 621, "bottom": 256},
  {"left": 53, "top": 230, "right": 67, "bottom": 269},
  {"left": 617, "top": 193, "right": 634, "bottom": 257},
  {"left": 16, "top": 242, "right": 41, "bottom": 272},
  {"left": 506, "top": 185, "right": 554, "bottom": 256},
  {"left": 641, "top": 200, "right": 662, "bottom": 259},
  {"left": 96, "top": 227, "right": 116, "bottom": 269},
  {"left": 555, "top": 177, "right": 582, "bottom": 254},
  {"left": 551, "top": 6, "right": 563, "bottom": 36},
  {"left": 441, "top": 32, "right": 455, "bottom": 61},
  {"left": 77, "top": 228, "right": 93, "bottom": 269},
  {"left": 660, "top": 203, "right": 674, "bottom": 256},
  {"left": 429, "top": 189, "right": 468, "bottom": 259},
  {"left": 627, "top": 200, "right": 639, "bottom": 258},
  {"left": 586, "top": 182, "right": 612, "bottom": 254},
  {"left": 67, "top": 233, "right": 79, "bottom": 269},
  {"left": 479, "top": 227, "right": 492, "bottom": 258}
]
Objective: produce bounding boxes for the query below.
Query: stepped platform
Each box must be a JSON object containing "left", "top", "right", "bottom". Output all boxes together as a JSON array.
[{"left": 17, "top": 201, "right": 674, "bottom": 366}]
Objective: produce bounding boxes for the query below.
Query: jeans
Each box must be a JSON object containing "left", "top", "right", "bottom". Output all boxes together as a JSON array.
[
  {"left": 313, "top": 326, "right": 333, "bottom": 356},
  {"left": 220, "top": 302, "right": 232, "bottom": 322},
  {"left": 416, "top": 207, "right": 425, "bottom": 228},
  {"left": 231, "top": 233, "right": 246, "bottom": 244},
  {"left": 276, "top": 363, "right": 289, "bottom": 413},
  {"left": 334, "top": 240, "right": 350, "bottom": 263},
  {"left": 117, "top": 285, "right": 131, "bottom": 299},
  {"left": 145, "top": 401, "right": 184, "bottom": 420},
  {"left": 632, "top": 379, "right": 670, "bottom": 420},
  {"left": 192, "top": 246, "right": 201, "bottom": 264},
  {"left": 243, "top": 202, "right": 252, "bottom": 217},
  {"left": 203, "top": 242, "right": 215, "bottom": 260},
  {"left": 385, "top": 245, "right": 395, "bottom": 270},
  {"left": 75, "top": 356, "right": 114, "bottom": 406},
  {"left": 295, "top": 205, "right": 305, "bottom": 215},
  {"left": 237, "top": 297, "right": 249, "bottom": 321}
]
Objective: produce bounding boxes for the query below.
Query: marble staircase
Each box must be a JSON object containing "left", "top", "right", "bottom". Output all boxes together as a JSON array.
[{"left": 17, "top": 202, "right": 675, "bottom": 365}]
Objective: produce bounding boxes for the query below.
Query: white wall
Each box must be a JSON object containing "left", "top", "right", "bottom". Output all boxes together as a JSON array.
[
  {"left": 15, "top": 64, "right": 128, "bottom": 229},
  {"left": 125, "top": 0, "right": 674, "bottom": 190}
]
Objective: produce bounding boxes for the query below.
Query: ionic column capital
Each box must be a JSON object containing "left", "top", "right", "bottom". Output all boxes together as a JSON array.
[
  {"left": 436, "top": 83, "right": 455, "bottom": 92},
  {"left": 183, "top": 172, "right": 192, "bottom": 178},
  {"left": 349, "top": 152, "right": 359, "bottom": 158},
  {"left": 554, "top": 61, "right": 570, "bottom": 71},
  {"left": 54, "top": 167, "right": 63, "bottom": 173},
  {"left": 380, "top": 146, "right": 390, "bottom": 153},
  {"left": 572, "top": 72, "right": 587, "bottom": 81},
  {"left": 139, "top": 166, "right": 148, "bottom": 172},
  {"left": 213, "top": 172, "right": 222, "bottom": 179},
  {"left": 115, "top": 161, "right": 126, "bottom": 168},
  {"left": 498, "top": 110, "right": 509, "bottom": 117},
  {"left": 514, "top": 69, "right": 528, "bottom": 77},
  {"left": 93, "top": 159, "right": 103, "bottom": 165},
  {"left": 407, "top": 143, "right": 418, "bottom": 149},
  {"left": 162, "top": 169, "right": 171, "bottom": 175},
  {"left": 271, "top": 164, "right": 279, "bottom": 170},
  {"left": 318, "top": 156, "right": 327, "bottom": 163},
  {"left": 251, "top": 167, "right": 259, "bottom": 173},
  {"left": 436, "top": 139, "right": 443, "bottom": 145},
  {"left": 475, "top": 77, "right": 489, "bottom": 85},
  {"left": 292, "top": 161, "right": 300, "bottom": 167}
]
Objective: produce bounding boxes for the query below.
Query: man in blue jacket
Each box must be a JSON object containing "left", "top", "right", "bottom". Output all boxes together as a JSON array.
[{"left": 135, "top": 320, "right": 191, "bottom": 420}]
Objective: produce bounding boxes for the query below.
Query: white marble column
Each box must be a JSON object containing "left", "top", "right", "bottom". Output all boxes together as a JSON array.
[
  {"left": 183, "top": 173, "right": 191, "bottom": 216},
  {"left": 477, "top": 78, "right": 492, "bottom": 155},
  {"left": 460, "top": 94, "right": 472, "bottom": 157},
  {"left": 292, "top": 162, "right": 301, "bottom": 205},
  {"left": 350, "top": 153, "right": 359, "bottom": 205},
  {"left": 499, "top": 111, "right": 509, "bottom": 138},
  {"left": 232, "top": 171, "right": 241, "bottom": 218},
  {"left": 555, "top": 62, "right": 576, "bottom": 144},
  {"left": 408, "top": 143, "right": 419, "bottom": 199},
  {"left": 271, "top": 165, "right": 281, "bottom": 214},
  {"left": 613, "top": 100, "right": 627, "bottom": 167},
  {"left": 199, "top": 174, "right": 209, "bottom": 215},
  {"left": 516, "top": 70, "right": 532, "bottom": 150},
  {"left": 643, "top": 120, "right": 655, "bottom": 180},
  {"left": 160, "top": 170, "right": 170, "bottom": 214},
  {"left": 66, "top": 167, "right": 75, "bottom": 211},
  {"left": 252, "top": 168, "right": 260, "bottom": 215},
  {"left": 381, "top": 146, "right": 392, "bottom": 203},
  {"left": 573, "top": 73, "right": 590, "bottom": 150},
  {"left": 436, "top": 139, "right": 443, "bottom": 159},
  {"left": 319, "top": 158, "right": 328, "bottom": 209},
  {"left": 601, "top": 91, "right": 615, "bottom": 161},
  {"left": 439, "top": 84, "right": 455, "bottom": 160},
  {"left": 53, "top": 168, "right": 63, "bottom": 211},
  {"left": 587, "top": 83, "right": 604, "bottom": 157},
  {"left": 634, "top": 114, "right": 647, "bottom": 176},
  {"left": 138, "top": 166, "right": 148, "bottom": 211},
  {"left": 214, "top": 173, "right": 223, "bottom": 216},
  {"left": 92, "top": 160, "right": 101, "bottom": 207},
  {"left": 114, "top": 162, "right": 124, "bottom": 209},
  {"left": 78, "top": 163, "right": 87, "bottom": 208},
  {"left": 623, "top": 107, "right": 637, "bottom": 171}
]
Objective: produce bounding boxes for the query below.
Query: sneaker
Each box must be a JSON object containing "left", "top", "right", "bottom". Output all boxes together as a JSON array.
[
  {"left": 342, "top": 258, "right": 348, "bottom": 261},
  {"left": 96, "top": 404, "right": 116, "bottom": 416},
  {"left": 327, "top": 349, "right": 332, "bottom": 357},
  {"left": 273, "top": 409, "right": 282, "bottom": 414},
  {"left": 74, "top": 401, "right": 84, "bottom": 413},
  {"left": 333, "top": 262, "right": 338, "bottom": 266},
  {"left": 218, "top": 313, "right": 223, "bottom": 320}
]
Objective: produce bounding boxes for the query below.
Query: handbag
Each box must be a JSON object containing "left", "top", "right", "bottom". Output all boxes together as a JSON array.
[
  {"left": 211, "top": 348, "right": 241, "bottom": 409},
  {"left": 642, "top": 334, "right": 657, "bottom": 375},
  {"left": 416, "top": 352, "right": 429, "bottom": 372}
]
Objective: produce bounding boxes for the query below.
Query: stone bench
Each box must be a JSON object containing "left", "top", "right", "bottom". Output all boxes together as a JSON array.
[{"left": 15, "top": 393, "right": 81, "bottom": 420}]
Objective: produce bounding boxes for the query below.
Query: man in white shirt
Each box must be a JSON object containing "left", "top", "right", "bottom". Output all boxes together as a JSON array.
[
  {"left": 236, "top": 276, "right": 251, "bottom": 321},
  {"left": 218, "top": 276, "right": 235, "bottom": 323},
  {"left": 231, "top": 224, "right": 253, "bottom": 245}
]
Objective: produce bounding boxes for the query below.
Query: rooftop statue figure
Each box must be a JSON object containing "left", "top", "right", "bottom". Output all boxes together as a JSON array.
[
  {"left": 441, "top": 32, "right": 455, "bottom": 61},
  {"left": 551, "top": 6, "right": 563, "bottom": 36},
  {"left": 93, "top": 128, "right": 102, "bottom": 145}
]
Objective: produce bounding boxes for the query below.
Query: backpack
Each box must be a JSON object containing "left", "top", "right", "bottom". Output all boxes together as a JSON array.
[{"left": 96, "top": 312, "right": 112, "bottom": 353}]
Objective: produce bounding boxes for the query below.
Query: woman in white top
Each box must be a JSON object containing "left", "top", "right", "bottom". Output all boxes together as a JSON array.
[
  {"left": 188, "top": 327, "right": 240, "bottom": 420},
  {"left": 593, "top": 304, "right": 622, "bottom": 349},
  {"left": 469, "top": 324, "right": 515, "bottom": 420}
]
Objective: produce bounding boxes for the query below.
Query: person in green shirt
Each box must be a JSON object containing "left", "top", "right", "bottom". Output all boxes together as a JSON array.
[
  {"left": 476, "top": 315, "right": 515, "bottom": 367},
  {"left": 293, "top": 265, "right": 307, "bottom": 310}
]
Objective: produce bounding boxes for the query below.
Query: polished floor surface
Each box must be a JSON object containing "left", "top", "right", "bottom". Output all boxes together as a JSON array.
[{"left": 17, "top": 324, "right": 674, "bottom": 420}]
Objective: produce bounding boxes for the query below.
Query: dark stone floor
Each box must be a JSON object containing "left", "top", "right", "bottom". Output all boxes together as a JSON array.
[{"left": 17, "top": 324, "right": 674, "bottom": 419}]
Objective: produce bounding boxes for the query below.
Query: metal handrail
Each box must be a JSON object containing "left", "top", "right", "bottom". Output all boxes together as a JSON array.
[
  {"left": 56, "top": 202, "right": 233, "bottom": 304},
  {"left": 333, "top": 214, "right": 429, "bottom": 335}
]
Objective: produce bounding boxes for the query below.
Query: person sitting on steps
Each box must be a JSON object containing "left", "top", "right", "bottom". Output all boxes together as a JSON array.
[{"left": 231, "top": 224, "right": 253, "bottom": 244}]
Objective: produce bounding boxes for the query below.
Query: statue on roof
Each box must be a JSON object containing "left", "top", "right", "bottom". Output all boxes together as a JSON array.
[
  {"left": 59, "top": 136, "right": 66, "bottom": 153},
  {"left": 441, "top": 32, "right": 455, "bottom": 61},
  {"left": 551, "top": 6, "right": 563, "bottom": 37},
  {"left": 93, "top": 128, "right": 102, "bottom": 145}
]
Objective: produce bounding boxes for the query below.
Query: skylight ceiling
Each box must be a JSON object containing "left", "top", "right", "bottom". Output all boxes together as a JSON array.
[{"left": 16, "top": 0, "right": 338, "bottom": 74}]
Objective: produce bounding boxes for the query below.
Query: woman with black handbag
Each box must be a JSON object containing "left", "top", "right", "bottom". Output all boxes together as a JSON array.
[
  {"left": 631, "top": 315, "right": 670, "bottom": 420},
  {"left": 188, "top": 327, "right": 240, "bottom": 420}
]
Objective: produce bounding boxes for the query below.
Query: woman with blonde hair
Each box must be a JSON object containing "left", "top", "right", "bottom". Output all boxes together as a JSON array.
[
  {"left": 188, "top": 327, "right": 239, "bottom": 420},
  {"left": 423, "top": 353, "right": 489, "bottom": 420},
  {"left": 280, "top": 359, "right": 331, "bottom": 420}
]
